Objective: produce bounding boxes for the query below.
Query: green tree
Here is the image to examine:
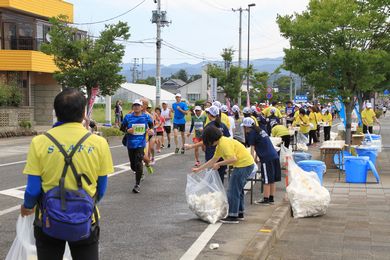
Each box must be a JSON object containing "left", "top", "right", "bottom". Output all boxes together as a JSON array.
[
  {"left": 171, "top": 69, "right": 188, "bottom": 83},
  {"left": 188, "top": 74, "right": 202, "bottom": 83},
  {"left": 277, "top": 0, "right": 390, "bottom": 145},
  {"left": 274, "top": 76, "right": 291, "bottom": 94},
  {"left": 221, "top": 47, "right": 234, "bottom": 71},
  {"left": 41, "top": 16, "right": 130, "bottom": 113},
  {"left": 136, "top": 76, "right": 156, "bottom": 86}
]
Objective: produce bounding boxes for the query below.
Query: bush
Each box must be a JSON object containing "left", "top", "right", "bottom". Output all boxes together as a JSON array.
[
  {"left": 99, "top": 127, "right": 123, "bottom": 137},
  {"left": 375, "top": 110, "right": 382, "bottom": 119},
  {"left": 0, "top": 84, "right": 23, "bottom": 107},
  {"left": 195, "top": 100, "right": 206, "bottom": 106},
  {"left": 19, "top": 120, "right": 32, "bottom": 129}
]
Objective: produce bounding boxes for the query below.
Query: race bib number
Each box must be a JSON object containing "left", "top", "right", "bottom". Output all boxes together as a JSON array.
[
  {"left": 194, "top": 122, "right": 203, "bottom": 130},
  {"left": 132, "top": 124, "right": 146, "bottom": 135}
]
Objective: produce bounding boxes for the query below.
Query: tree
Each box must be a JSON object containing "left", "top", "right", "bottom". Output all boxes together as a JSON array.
[
  {"left": 188, "top": 74, "right": 202, "bottom": 83},
  {"left": 136, "top": 76, "right": 156, "bottom": 86},
  {"left": 221, "top": 48, "right": 234, "bottom": 71},
  {"left": 274, "top": 76, "right": 291, "bottom": 94},
  {"left": 41, "top": 16, "right": 130, "bottom": 113},
  {"left": 171, "top": 69, "right": 188, "bottom": 83},
  {"left": 277, "top": 0, "right": 390, "bottom": 145}
]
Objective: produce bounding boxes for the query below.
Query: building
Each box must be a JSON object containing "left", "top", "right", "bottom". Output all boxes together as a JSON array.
[
  {"left": 111, "top": 83, "right": 176, "bottom": 106},
  {"left": 0, "top": 0, "right": 73, "bottom": 128},
  {"left": 161, "top": 78, "right": 186, "bottom": 95},
  {"left": 177, "top": 67, "right": 208, "bottom": 104}
]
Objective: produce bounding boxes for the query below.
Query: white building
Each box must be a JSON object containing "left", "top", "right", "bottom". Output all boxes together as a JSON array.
[{"left": 177, "top": 66, "right": 208, "bottom": 103}]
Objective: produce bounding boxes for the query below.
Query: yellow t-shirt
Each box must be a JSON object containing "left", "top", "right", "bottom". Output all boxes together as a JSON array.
[
  {"left": 294, "top": 110, "right": 300, "bottom": 119},
  {"left": 309, "top": 112, "right": 318, "bottom": 131},
  {"left": 361, "top": 109, "right": 376, "bottom": 126},
  {"left": 293, "top": 115, "right": 310, "bottom": 134},
  {"left": 271, "top": 125, "right": 290, "bottom": 137},
  {"left": 315, "top": 112, "right": 322, "bottom": 123},
  {"left": 250, "top": 115, "right": 259, "bottom": 126},
  {"left": 322, "top": 113, "right": 333, "bottom": 126},
  {"left": 262, "top": 106, "right": 282, "bottom": 118},
  {"left": 23, "top": 123, "right": 114, "bottom": 197},
  {"left": 205, "top": 113, "right": 231, "bottom": 129},
  {"left": 213, "top": 136, "right": 254, "bottom": 168}
]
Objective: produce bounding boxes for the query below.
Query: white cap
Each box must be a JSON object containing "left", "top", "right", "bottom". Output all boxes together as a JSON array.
[
  {"left": 270, "top": 108, "right": 276, "bottom": 114},
  {"left": 243, "top": 107, "right": 251, "bottom": 114},
  {"left": 231, "top": 105, "right": 240, "bottom": 113},
  {"left": 212, "top": 101, "right": 222, "bottom": 108},
  {"left": 194, "top": 106, "right": 202, "bottom": 111},
  {"left": 241, "top": 117, "right": 255, "bottom": 127},
  {"left": 206, "top": 105, "right": 219, "bottom": 117},
  {"left": 295, "top": 103, "right": 301, "bottom": 108},
  {"left": 250, "top": 105, "right": 257, "bottom": 113},
  {"left": 175, "top": 93, "right": 182, "bottom": 98},
  {"left": 221, "top": 105, "right": 228, "bottom": 112},
  {"left": 366, "top": 103, "right": 372, "bottom": 108},
  {"left": 133, "top": 99, "right": 143, "bottom": 106}
]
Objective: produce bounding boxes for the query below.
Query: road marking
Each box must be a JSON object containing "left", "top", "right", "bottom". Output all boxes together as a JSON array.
[{"left": 0, "top": 152, "right": 175, "bottom": 216}]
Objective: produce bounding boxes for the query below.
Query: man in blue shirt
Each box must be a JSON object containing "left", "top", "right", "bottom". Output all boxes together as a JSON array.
[
  {"left": 121, "top": 99, "right": 154, "bottom": 193},
  {"left": 172, "top": 93, "right": 188, "bottom": 154}
]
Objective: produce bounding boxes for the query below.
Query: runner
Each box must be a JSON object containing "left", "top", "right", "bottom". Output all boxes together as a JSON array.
[
  {"left": 154, "top": 107, "right": 165, "bottom": 153},
  {"left": 187, "top": 106, "right": 206, "bottom": 166},
  {"left": 146, "top": 103, "right": 156, "bottom": 164},
  {"left": 121, "top": 99, "right": 154, "bottom": 193},
  {"left": 172, "top": 93, "right": 188, "bottom": 154},
  {"left": 161, "top": 101, "right": 172, "bottom": 148}
]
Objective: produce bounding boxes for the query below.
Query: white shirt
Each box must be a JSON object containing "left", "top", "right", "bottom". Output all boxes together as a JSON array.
[
  {"left": 228, "top": 116, "right": 235, "bottom": 138},
  {"left": 161, "top": 107, "right": 172, "bottom": 126}
]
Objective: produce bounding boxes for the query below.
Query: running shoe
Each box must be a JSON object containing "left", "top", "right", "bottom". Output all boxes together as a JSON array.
[
  {"left": 150, "top": 157, "right": 155, "bottom": 165},
  {"left": 255, "top": 198, "right": 271, "bottom": 205},
  {"left": 194, "top": 161, "right": 201, "bottom": 167},
  {"left": 161, "top": 144, "right": 165, "bottom": 148},
  {"left": 220, "top": 216, "right": 239, "bottom": 224},
  {"left": 132, "top": 185, "right": 140, "bottom": 193},
  {"left": 146, "top": 165, "right": 154, "bottom": 174},
  {"left": 181, "top": 147, "right": 185, "bottom": 154},
  {"left": 168, "top": 143, "right": 171, "bottom": 148},
  {"left": 175, "top": 148, "right": 179, "bottom": 154}
]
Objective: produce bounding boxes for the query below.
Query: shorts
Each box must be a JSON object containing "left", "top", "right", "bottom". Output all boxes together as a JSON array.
[
  {"left": 173, "top": 123, "right": 185, "bottom": 132},
  {"left": 192, "top": 137, "right": 202, "bottom": 143},
  {"left": 260, "top": 159, "right": 282, "bottom": 184},
  {"left": 164, "top": 126, "right": 171, "bottom": 134},
  {"left": 156, "top": 131, "right": 163, "bottom": 136}
]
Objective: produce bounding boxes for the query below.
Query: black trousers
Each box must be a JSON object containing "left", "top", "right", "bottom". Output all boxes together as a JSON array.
[
  {"left": 363, "top": 125, "right": 373, "bottom": 134},
  {"left": 34, "top": 226, "right": 99, "bottom": 260},
  {"left": 281, "top": 135, "right": 290, "bottom": 148},
  {"left": 309, "top": 130, "right": 318, "bottom": 145},
  {"left": 128, "top": 147, "right": 145, "bottom": 185},
  {"left": 323, "top": 126, "right": 331, "bottom": 141}
]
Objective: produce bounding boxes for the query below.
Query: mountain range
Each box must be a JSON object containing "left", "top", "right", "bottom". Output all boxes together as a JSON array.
[{"left": 120, "top": 57, "right": 285, "bottom": 82}]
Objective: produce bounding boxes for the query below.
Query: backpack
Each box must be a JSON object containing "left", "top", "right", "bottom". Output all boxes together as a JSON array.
[{"left": 35, "top": 132, "right": 98, "bottom": 242}]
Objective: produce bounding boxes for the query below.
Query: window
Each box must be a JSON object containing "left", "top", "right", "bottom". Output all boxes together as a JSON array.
[{"left": 187, "top": 93, "right": 200, "bottom": 103}]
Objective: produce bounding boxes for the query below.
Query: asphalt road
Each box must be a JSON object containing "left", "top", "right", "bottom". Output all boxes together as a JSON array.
[{"left": 0, "top": 136, "right": 213, "bottom": 260}]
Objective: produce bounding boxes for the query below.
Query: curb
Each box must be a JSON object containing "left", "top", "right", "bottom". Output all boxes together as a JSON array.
[{"left": 239, "top": 201, "right": 291, "bottom": 260}]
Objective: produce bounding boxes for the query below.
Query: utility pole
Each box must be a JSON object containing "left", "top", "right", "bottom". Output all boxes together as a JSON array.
[
  {"left": 152, "top": 0, "right": 170, "bottom": 107},
  {"left": 131, "top": 58, "right": 138, "bottom": 83},
  {"left": 289, "top": 73, "right": 293, "bottom": 101},
  {"left": 232, "top": 7, "right": 248, "bottom": 106},
  {"left": 141, "top": 58, "right": 144, "bottom": 80},
  {"left": 246, "top": 3, "right": 256, "bottom": 107}
]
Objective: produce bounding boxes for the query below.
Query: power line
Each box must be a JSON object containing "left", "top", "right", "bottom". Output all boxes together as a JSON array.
[
  {"left": 199, "top": 0, "right": 230, "bottom": 12},
  {"left": 162, "top": 41, "right": 219, "bottom": 61},
  {"left": 71, "top": 0, "right": 147, "bottom": 25}
]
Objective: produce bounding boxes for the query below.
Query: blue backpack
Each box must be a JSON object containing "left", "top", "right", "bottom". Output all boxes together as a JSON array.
[{"left": 36, "top": 132, "right": 97, "bottom": 242}]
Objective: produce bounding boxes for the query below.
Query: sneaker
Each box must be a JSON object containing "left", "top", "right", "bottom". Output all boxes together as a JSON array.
[
  {"left": 255, "top": 198, "right": 270, "bottom": 205},
  {"left": 238, "top": 213, "right": 244, "bottom": 221},
  {"left": 175, "top": 148, "right": 179, "bottom": 154},
  {"left": 132, "top": 185, "right": 140, "bottom": 193},
  {"left": 161, "top": 144, "right": 165, "bottom": 149},
  {"left": 168, "top": 143, "right": 171, "bottom": 148},
  {"left": 181, "top": 147, "right": 185, "bottom": 154},
  {"left": 194, "top": 161, "right": 201, "bottom": 167},
  {"left": 269, "top": 197, "right": 275, "bottom": 204},
  {"left": 150, "top": 157, "right": 155, "bottom": 165},
  {"left": 220, "top": 216, "right": 239, "bottom": 224},
  {"left": 146, "top": 165, "right": 154, "bottom": 174}
]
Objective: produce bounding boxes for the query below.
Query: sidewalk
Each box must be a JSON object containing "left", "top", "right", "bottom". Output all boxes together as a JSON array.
[{"left": 267, "top": 120, "right": 390, "bottom": 259}]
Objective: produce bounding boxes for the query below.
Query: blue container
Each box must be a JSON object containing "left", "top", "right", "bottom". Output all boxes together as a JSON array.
[
  {"left": 297, "top": 160, "right": 326, "bottom": 185},
  {"left": 355, "top": 147, "right": 378, "bottom": 165},
  {"left": 364, "top": 134, "right": 381, "bottom": 141},
  {"left": 293, "top": 152, "right": 312, "bottom": 163},
  {"left": 344, "top": 156, "right": 370, "bottom": 183}
]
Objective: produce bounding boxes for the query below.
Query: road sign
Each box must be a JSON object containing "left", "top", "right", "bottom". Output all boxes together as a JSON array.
[
  {"left": 384, "top": 89, "right": 389, "bottom": 95},
  {"left": 266, "top": 87, "right": 273, "bottom": 93},
  {"left": 294, "top": 95, "right": 308, "bottom": 103},
  {"left": 266, "top": 93, "right": 273, "bottom": 99}
]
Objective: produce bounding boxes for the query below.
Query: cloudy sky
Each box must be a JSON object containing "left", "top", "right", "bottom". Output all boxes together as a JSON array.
[{"left": 67, "top": 0, "right": 310, "bottom": 65}]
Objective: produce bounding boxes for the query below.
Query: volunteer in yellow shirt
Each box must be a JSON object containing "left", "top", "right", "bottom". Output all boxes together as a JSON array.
[
  {"left": 361, "top": 103, "right": 380, "bottom": 134},
  {"left": 262, "top": 102, "right": 283, "bottom": 118},
  {"left": 204, "top": 100, "right": 231, "bottom": 129},
  {"left": 315, "top": 108, "right": 322, "bottom": 141},
  {"left": 192, "top": 125, "right": 255, "bottom": 224},
  {"left": 271, "top": 122, "right": 291, "bottom": 148},
  {"left": 308, "top": 106, "right": 319, "bottom": 145},
  {"left": 293, "top": 108, "right": 311, "bottom": 135},
  {"left": 21, "top": 88, "right": 114, "bottom": 259},
  {"left": 322, "top": 108, "right": 333, "bottom": 141}
]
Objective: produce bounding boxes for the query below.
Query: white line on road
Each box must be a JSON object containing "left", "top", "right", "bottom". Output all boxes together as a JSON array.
[{"left": 0, "top": 205, "right": 20, "bottom": 217}]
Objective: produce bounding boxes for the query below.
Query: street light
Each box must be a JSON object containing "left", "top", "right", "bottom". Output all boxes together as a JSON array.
[{"left": 246, "top": 3, "right": 255, "bottom": 107}]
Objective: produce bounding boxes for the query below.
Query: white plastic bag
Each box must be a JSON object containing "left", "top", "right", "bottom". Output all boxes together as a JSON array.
[
  {"left": 296, "top": 133, "right": 309, "bottom": 151},
  {"left": 286, "top": 158, "right": 331, "bottom": 218},
  {"left": 6, "top": 215, "right": 72, "bottom": 260},
  {"left": 186, "top": 169, "right": 228, "bottom": 224},
  {"left": 280, "top": 145, "right": 292, "bottom": 168}
]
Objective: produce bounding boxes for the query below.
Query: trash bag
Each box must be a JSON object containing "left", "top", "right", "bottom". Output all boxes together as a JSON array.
[
  {"left": 296, "top": 133, "right": 309, "bottom": 151},
  {"left": 286, "top": 158, "right": 331, "bottom": 218},
  {"left": 280, "top": 145, "right": 292, "bottom": 168},
  {"left": 6, "top": 215, "right": 72, "bottom": 260},
  {"left": 186, "top": 169, "right": 228, "bottom": 224}
]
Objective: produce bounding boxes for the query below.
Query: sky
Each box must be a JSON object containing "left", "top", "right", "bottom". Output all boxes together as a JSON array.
[{"left": 67, "top": 0, "right": 310, "bottom": 66}]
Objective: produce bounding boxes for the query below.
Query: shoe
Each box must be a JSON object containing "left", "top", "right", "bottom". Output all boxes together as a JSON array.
[
  {"left": 255, "top": 198, "right": 270, "bottom": 205},
  {"left": 146, "top": 165, "right": 154, "bottom": 174},
  {"left": 194, "top": 161, "right": 201, "bottom": 167},
  {"left": 150, "top": 157, "right": 155, "bottom": 165},
  {"left": 132, "top": 185, "right": 140, "bottom": 193},
  {"left": 175, "top": 148, "right": 179, "bottom": 154},
  {"left": 168, "top": 143, "right": 171, "bottom": 148},
  {"left": 181, "top": 147, "right": 185, "bottom": 154},
  {"left": 161, "top": 144, "right": 165, "bottom": 148},
  {"left": 238, "top": 213, "right": 244, "bottom": 221},
  {"left": 220, "top": 216, "right": 239, "bottom": 224},
  {"left": 269, "top": 197, "right": 275, "bottom": 204}
]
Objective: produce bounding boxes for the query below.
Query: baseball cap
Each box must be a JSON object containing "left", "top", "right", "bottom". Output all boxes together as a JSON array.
[
  {"left": 132, "top": 99, "right": 142, "bottom": 106},
  {"left": 194, "top": 106, "right": 202, "bottom": 111},
  {"left": 241, "top": 117, "right": 255, "bottom": 127},
  {"left": 366, "top": 103, "right": 372, "bottom": 108},
  {"left": 250, "top": 105, "right": 257, "bottom": 113},
  {"left": 221, "top": 105, "right": 228, "bottom": 113},
  {"left": 205, "top": 105, "right": 219, "bottom": 117},
  {"left": 147, "top": 103, "right": 152, "bottom": 108},
  {"left": 175, "top": 93, "right": 182, "bottom": 98},
  {"left": 322, "top": 108, "right": 328, "bottom": 114},
  {"left": 212, "top": 101, "right": 222, "bottom": 108},
  {"left": 270, "top": 108, "right": 276, "bottom": 114},
  {"left": 231, "top": 105, "right": 240, "bottom": 113},
  {"left": 243, "top": 107, "right": 251, "bottom": 114}
]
